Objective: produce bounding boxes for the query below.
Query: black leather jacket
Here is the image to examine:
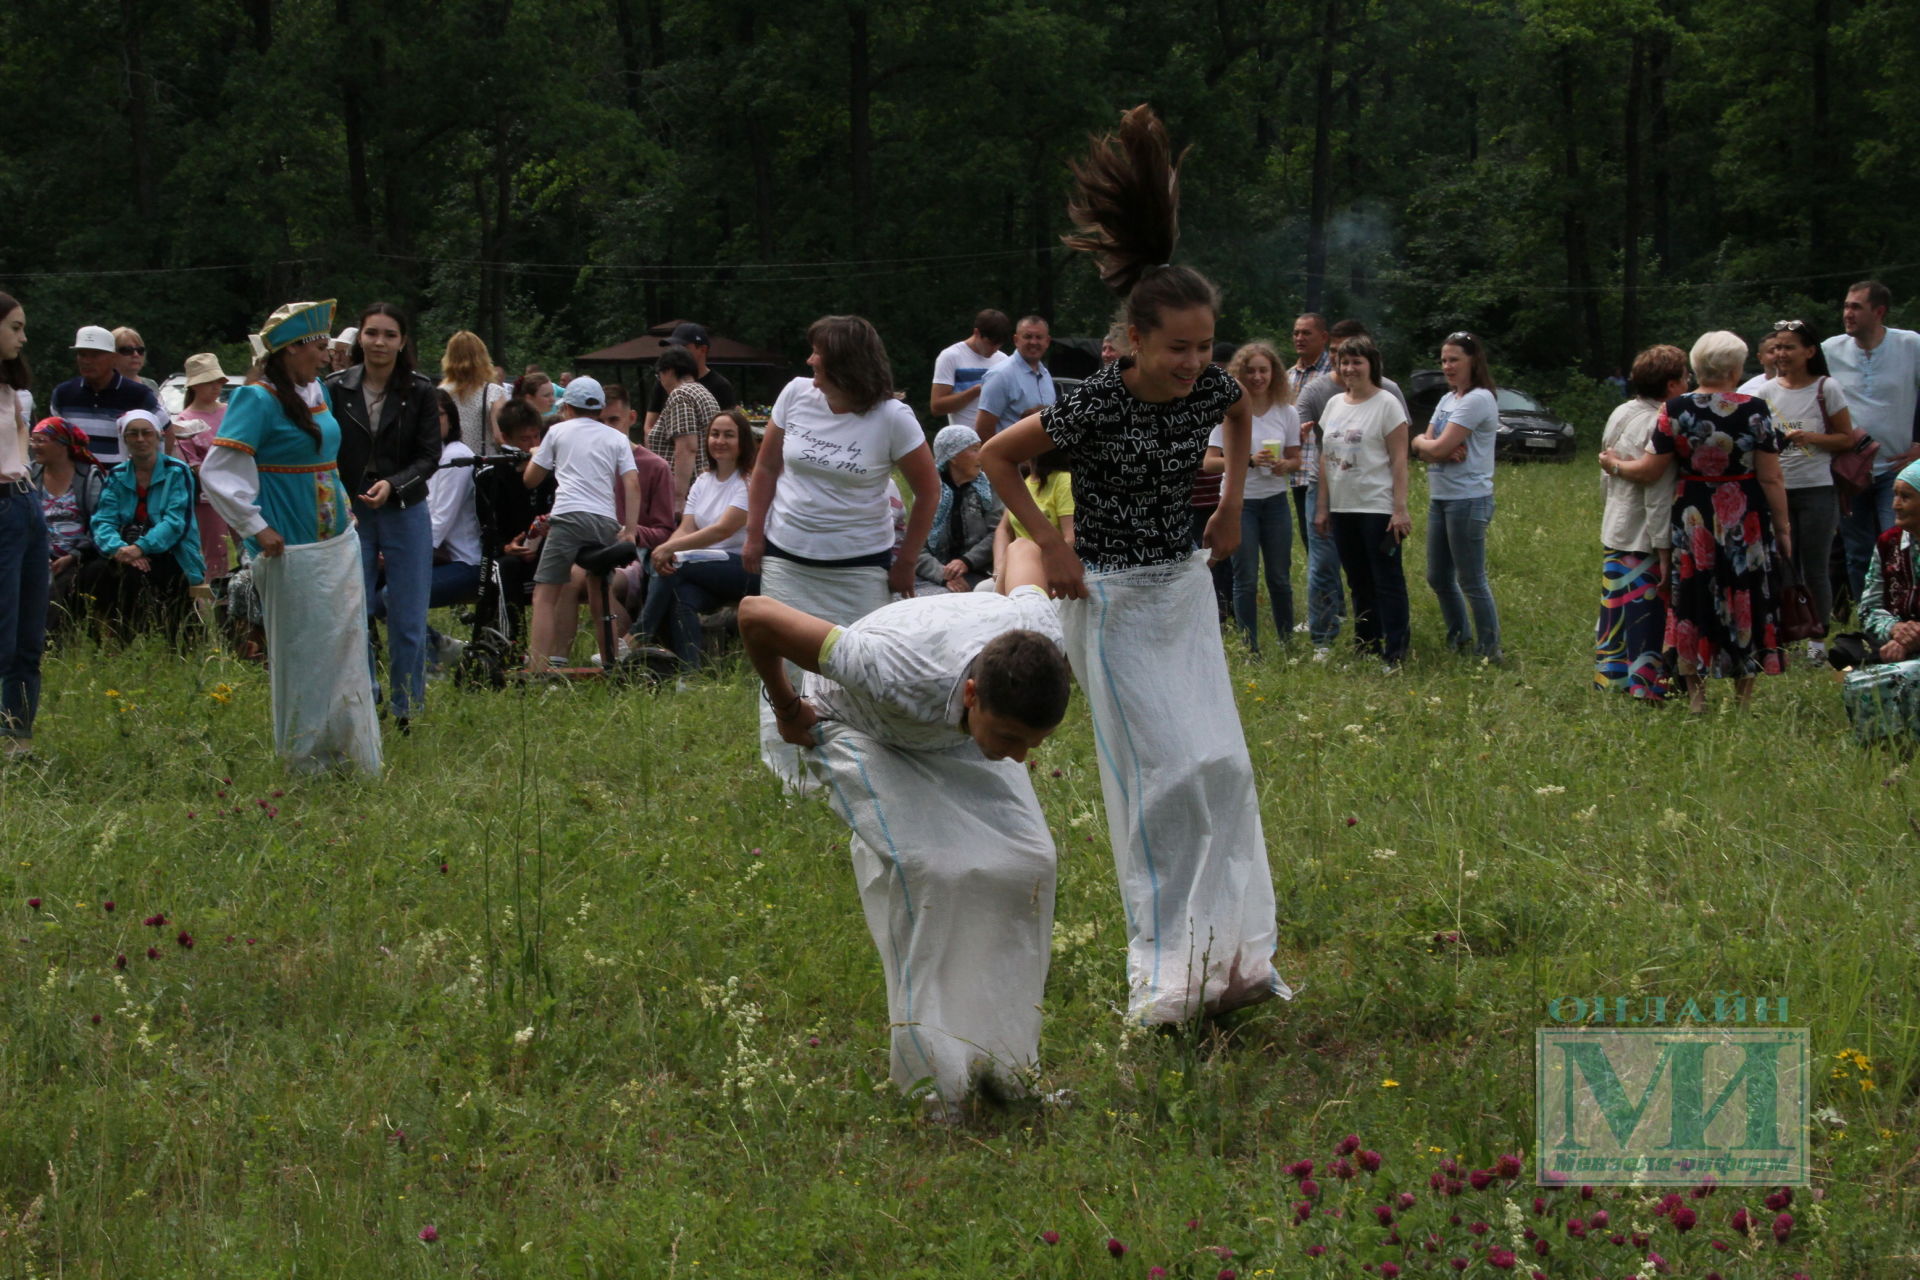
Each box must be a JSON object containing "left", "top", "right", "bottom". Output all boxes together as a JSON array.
[{"left": 325, "top": 365, "right": 442, "bottom": 508}]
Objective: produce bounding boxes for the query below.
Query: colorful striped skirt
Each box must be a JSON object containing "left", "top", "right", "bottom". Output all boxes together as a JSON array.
[{"left": 1594, "top": 549, "right": 1669, "bottom": 700}]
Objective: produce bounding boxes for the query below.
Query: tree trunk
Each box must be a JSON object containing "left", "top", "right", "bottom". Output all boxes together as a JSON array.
[
  {"left": 610, "top": 0, "right": 644, "bottom": 116},
  {"left": 1303, "top": 0, "right": 1337, "bottom": 313},
  {"left": 1558, "top": 52, "right": 1603, "bottom": 374},
  {"left": 242, "top": 0, "right": 272, "bottom": 53},
  {"left": 847, "top": 6, "right": 872, "bottom": 265},
  {"left": 1810, "top": 0, "right": 1831, "bottom": 258},
  {"left": 1648, "top": 25, "right": 1672, "bottom": 274},
  {"left": 1619, "top": 36, "right": 1645, "bottom": 376},
  {"left": 490, "top": 116, "right": 512, "bottom": 355},
  {"left": 120, "top": 0, "right": 157, "bottom": 223},
  {"left": 1345, "top": 67, "right": 1364, "bottom": 298},
  {"left": 336, "top": 0, "right": 374, "bottom": 239},
  {"left": 1030, "top": 185, "right": 1053, "bottom": 319}
]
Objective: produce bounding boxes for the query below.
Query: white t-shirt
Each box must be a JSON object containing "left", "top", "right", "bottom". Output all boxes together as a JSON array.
[
  {"left": 1765, "top": 376, "right": 1850, "bottom": 490},
  {"left": 684, "top": 469, "right": 750, "bottom": 553},
  {"left": 1737, "top": 371, "right": 1773, "bottom": 397},
  {"left": 1207, "top": 403, "right": 1299, "bottom": 501},
  {"left": 766, "top": 377, "right": 927, "bottom": 560},
  {"left": 428, "top": 440, "right": 483, "bottom": 566},
  {"left": 1823, "top": 328, "right": 1920, "bottom": 472},
  {"left": 533, "top": 418, "right": 637, "bottom": 521},
  {"left": 932, "top": 340, "right": 1009, "bottom": 429},
  {"left": 807, "top": 584, "right": 1065, "bottom": 751},
  {"left": 1320, "top": 390, "right": 1408, "bottom": 516}
]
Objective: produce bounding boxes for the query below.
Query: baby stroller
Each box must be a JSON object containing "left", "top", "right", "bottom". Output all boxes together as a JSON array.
[
  {"left": 448, "top": 449, "right": 551, "bottom": 688},
  {"left": 451, "top": 450, "right": 674, "bottom": 687}
]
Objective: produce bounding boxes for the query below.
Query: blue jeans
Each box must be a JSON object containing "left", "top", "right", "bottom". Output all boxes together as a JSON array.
[
  {"left": 638, "top": 553, "right": 757, "bottom": 666},
  {"left": 357, "top": 499, "right": 433, "bottom": 720},
  {"left": 1231, "top": 493, "right": 1294, "bottom": 652},
  {"left": 0, "top": 488, "right": 51, "bottom": 739},
  {"left": 1303, "top": 483, "right": 1346, "bottom": 645},
  {"left": 1328, "top": 510, "right": 1410, "bottom": 663},
  {"left": 1839, "top": 469, "right": 1898, "bottom": 603},
  {"left": 1425, "top": 495, "right": 1501, "bottom": 658}
]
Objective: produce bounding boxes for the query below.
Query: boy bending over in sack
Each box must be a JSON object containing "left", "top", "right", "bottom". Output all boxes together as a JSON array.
[{"left": 737, "top": 540, "right": 1070, "bottom": 1117}]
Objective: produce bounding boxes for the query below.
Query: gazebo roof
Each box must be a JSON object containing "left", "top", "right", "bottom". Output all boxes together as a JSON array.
[{"left": 575, "top": 320, "right": 787, "bottom": 368}]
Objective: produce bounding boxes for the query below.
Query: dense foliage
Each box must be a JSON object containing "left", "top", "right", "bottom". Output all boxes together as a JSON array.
[{"left": 4, "top": 0, "right": 1917, "bottom": 396}]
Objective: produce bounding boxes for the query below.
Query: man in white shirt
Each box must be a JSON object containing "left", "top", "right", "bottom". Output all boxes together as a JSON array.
[
  {"left": 737, "top": 540, "right": 1069, "bottom": 1113},
  {"left": 520, "top": 377, "right": 639, "bottom": 669},
  {"left": 1824, "top": 280, "right": 1920, "bottom": 598},
  {"left": 971, "top": 315, "right": 1056, "bottom": 442},
  {"left": 928, "top": 310, "right": 1011, "bottom": 431}
]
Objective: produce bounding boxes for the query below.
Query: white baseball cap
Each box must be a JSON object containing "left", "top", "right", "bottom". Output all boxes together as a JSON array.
[
  {"left": 333, "top": 326, "right": 359, "bottom": 349},
  {"left": 72, "top": 325, "right": 117, "bottom": 354}
]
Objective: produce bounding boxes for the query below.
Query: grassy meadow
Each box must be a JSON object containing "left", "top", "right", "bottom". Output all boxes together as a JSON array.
[{"left": 2, "top": 459, "right": 1916, "bottom": 1278}]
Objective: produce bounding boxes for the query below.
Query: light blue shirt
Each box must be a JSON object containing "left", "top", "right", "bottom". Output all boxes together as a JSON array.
[
  {"left": 1425, "top": 387, "right": 1499, "bottom": 500},
  {"left": 975, "top": 357, "right": 1056, "bottom": 434},
  {"left": 1823, "top": 327, "right": 1920, "bottom": 473}
]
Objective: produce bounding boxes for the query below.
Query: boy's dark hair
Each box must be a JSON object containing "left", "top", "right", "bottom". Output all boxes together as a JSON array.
[
  {"left": 602, "top": 382, "right": 628, "bottom": 408},
  {"left": 974, "top": 309, "right": 1013, "bottom": 346},
  {"left": 970, "top": 630, "right": 1072, "bottom": 730},
  {"left": 1329, "top": 318, "right": 1370, "bottom": 341},
  {"left": 496, "top": 397, "right": 543, "bottom": 442},
  {"left": 656, "top": 347, "right": 698, "bottom": 380}
]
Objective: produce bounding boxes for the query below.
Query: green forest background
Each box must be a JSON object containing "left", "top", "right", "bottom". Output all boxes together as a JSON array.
[{"left": 4, "top": 0, "right": 1918, "bottom": 407}]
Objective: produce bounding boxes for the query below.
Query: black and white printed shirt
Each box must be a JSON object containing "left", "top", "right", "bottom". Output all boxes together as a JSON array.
[{"left": 1040, "top": 359, "right": 1243, "bottom": 572}]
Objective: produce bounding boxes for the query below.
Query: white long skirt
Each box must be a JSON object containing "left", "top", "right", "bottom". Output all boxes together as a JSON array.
[
  {"left": 1059, "top": 552, "right": 1289, "bottom": 1023},
  {"left": 811, "top": 721, "right": 1056, "bottom": 1102},
  {"left": 252, "top": 529, "right": 382, "bottom": 777},
  {"left": 756, "top": 555, "right": 889, "bottom": 791}
]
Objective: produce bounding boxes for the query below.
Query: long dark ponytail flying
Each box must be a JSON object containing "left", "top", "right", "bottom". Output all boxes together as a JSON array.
[{"left": 1062, "top": 105, "right": 1220, "bottom": 335}]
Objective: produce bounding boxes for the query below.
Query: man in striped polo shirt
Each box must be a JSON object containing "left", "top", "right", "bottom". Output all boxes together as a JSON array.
[{"left": 49, "top": 325, "right": 162, "bottom": 467}]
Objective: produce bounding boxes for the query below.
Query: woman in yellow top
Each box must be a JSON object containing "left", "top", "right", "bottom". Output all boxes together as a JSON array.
[{"left": 991, "top": 448, "right": 1074, "bottom": 592}]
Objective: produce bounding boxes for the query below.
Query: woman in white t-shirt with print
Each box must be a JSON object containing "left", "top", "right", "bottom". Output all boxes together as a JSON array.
[
  {"left": 744, "top": 315, "right": 938, "bottom": 788},
  {"left": 1314, "top": 334, "right": 1412, "bottom": 666},
  {"left": 1409, "top": 331, "right": 1503, "bottom": 661},
  {"left": 1761, "top": 319, "right": 1854, "bottom": 661},
  {"left": 639, "top": 408, "right": 759, "bottom": 669},
  {"left": 1201, "top": 340, "right": 1301, "bottom": 655}
]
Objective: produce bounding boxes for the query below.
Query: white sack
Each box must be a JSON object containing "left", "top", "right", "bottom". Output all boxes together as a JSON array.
[
  {"left": 1059, "top": 552, "right": 1289, "bottom": 1023},
  {"left": 253, "top": 528, "right": 382, "bottom": 777},
  {"left": 755, "top": 555, "right": 888, "bottom": 791},
  {"left": 808, "top": 719, "right": 1055, "bottom": 1102}
]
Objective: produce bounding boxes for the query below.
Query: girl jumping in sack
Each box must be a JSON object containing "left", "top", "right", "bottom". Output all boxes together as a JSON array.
[{"left": 979, "top": 104, "right": 1292, "bottom": 1026}]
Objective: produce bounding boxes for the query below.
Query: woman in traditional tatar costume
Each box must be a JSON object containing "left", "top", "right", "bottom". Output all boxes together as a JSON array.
[{"left": 201, "top": 301, "right": 381, "bottom": 776}]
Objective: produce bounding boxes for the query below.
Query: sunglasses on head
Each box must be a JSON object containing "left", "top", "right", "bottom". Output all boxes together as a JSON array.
[
  {"left": 1772, "top": 319, "right": 1808, "bottom": 333},
  {"left": 116, "top": 345, "right": 145, "bottom": 355},
  {"left": 1446, "top": 331, "right": 1479, "bottom": 348}
]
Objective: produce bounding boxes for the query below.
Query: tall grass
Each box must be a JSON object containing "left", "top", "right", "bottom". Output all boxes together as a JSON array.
[{"left": 1, "top": 462, "right": 1912, "bottom": 1277}]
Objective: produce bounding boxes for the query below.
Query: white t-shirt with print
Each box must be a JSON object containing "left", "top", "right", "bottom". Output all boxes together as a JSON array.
[
  {"left": 1319, "top": 390, "right": 1408, "bottom": 516},
  {"left": 1765, "top": 376, "right": 1851, "bottom": 490},
  {"left": 766, "top": 377, "right": 927, "bottom": 560},
  {"left": 807, "top": 584, "right": 1064, "bottom": 751},
  {"left": 1208, "top": 403, "right": 1299, "bottom": 501},
  {"left": 533, "top": 418, "right": 637, "bottom": 521},
  {"left": 684, "top": 469, "right": 750, "bottom": 553},
  {"left": 932, "top": 340, "right": 1009, "bottom": 429}
]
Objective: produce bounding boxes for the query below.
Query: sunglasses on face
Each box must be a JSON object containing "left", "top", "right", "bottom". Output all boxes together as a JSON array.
[{"left": 117, "top": 345, "right": 145, "bottom": 355}]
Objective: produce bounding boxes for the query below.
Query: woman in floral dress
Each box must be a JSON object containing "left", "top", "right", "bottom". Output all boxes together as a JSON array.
[{"left": 1602, "top": 330, "right": 1792, "bottom": 712}]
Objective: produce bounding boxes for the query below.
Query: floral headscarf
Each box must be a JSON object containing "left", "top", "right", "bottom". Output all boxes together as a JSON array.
[{"left": 31, "top": 417, "right": 104, "bottom": 473}]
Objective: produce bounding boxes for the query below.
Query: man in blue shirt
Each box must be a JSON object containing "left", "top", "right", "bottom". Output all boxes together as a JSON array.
[
  {"left": 971, "top": 315, "right": 1056, "bottom": 442},
  {"left": 49, "top": 325, "right": 162, "bottom": 467}
]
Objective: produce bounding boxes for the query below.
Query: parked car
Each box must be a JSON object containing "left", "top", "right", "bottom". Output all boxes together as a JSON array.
[
  {"left": 157, "top": 372, "right": 247, "bottom": 418},
  {"left": 1403, "top": 370, "right": 1577, "bottom": 462}
]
